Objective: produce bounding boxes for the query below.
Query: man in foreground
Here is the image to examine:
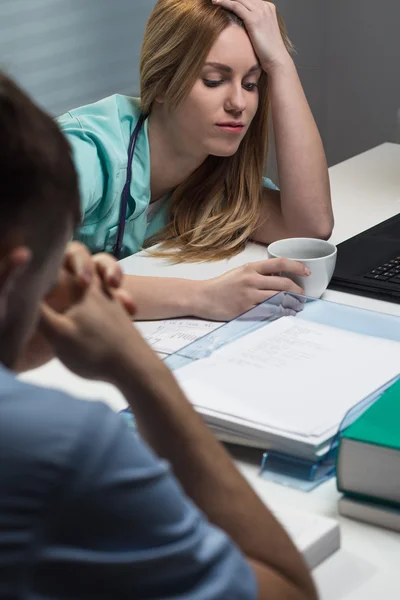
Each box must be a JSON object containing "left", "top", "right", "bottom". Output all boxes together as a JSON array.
[{"left": 0, "top": 72, "right": 317, "bottom": 600}]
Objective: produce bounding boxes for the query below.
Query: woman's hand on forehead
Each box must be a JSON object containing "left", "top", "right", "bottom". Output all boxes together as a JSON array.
[{"left": 211, "top": 0, "right": 291, "bottom": 73}]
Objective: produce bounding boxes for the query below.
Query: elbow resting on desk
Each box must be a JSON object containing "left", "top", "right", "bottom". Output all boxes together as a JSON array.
[
  {"left": 311, "top": 210, "right": 335, "bottom": 241},
  {"left": 252, "top": 212, "right": 334, "bottom": 246},
  {"left": 293, "top": 216, "right": 334, "bottom": 242},
  {"left": 253, "top": 189, "right": 334, "bottom": 245}
]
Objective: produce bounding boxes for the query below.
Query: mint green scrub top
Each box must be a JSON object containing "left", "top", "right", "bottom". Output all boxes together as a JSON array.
[{"left": 58, "top": 95, "right": 278, "bottom": 258}]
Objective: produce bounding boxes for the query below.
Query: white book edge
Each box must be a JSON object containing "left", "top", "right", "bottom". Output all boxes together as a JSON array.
[
  {"left": 207, "top": 421, "right": 333, "bottom": 458},
  {"left": 339, "top": 496, "right": 400, "bottom": 533},
  {"left": 273, "top": 507, "right": 340, "bottom": 569}
]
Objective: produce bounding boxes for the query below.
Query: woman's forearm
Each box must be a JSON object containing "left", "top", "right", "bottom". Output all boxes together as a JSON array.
[
  {"left": 122, "top": 274, "right": 204, "bottom": 320},
  {"left": 269, "top": 58, "right": 333, "bottom": 239}
]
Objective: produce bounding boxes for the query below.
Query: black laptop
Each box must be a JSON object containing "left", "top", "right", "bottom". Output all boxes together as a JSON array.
[{"left": 329, "top": 213, "right": 400, "bottom": 303}]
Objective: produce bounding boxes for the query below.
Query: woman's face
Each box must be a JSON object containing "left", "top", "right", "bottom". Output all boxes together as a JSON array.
[{"left": 166, "top": 25, "right": 261, "bottom": 159}]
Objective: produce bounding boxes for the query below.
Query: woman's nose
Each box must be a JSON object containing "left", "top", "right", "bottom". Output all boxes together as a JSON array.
[{"left": 224, "top": 84, "right": 246, "bottom": 114}]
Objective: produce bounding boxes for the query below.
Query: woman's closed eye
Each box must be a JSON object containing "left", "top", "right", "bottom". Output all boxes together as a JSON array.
[
  {"left": 203, "top": 78, "right": 259, "bottom": 91},
  {"left": 203, "top": 78, "right": 224, "bottom": 88}
]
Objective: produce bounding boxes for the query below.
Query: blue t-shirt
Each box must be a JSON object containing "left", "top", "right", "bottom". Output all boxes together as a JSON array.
[{"left": 0, "top": 365, "right": 256, "bottom": 599}]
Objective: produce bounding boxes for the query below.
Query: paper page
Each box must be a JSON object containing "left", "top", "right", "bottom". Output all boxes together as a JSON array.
[
  {"left": 175, "top": 317, "right": 400, "bottom": 438},
  {"left": 135, "top": 319, "right": 222, "bottom": 355}
]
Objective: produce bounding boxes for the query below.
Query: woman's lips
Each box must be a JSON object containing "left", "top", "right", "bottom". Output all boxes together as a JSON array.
[{"left": 216, "top": 123, "right": 245, "bottom": 133}]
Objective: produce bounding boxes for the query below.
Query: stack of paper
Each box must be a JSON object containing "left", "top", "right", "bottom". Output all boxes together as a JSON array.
[{"left": 173, "top": 317, "right": 400, "bottom": 459}]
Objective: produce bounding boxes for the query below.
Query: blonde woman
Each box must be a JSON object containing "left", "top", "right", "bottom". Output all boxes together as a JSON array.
[{"left": 59, "top": 0, "right": 333, "bottom": 320}]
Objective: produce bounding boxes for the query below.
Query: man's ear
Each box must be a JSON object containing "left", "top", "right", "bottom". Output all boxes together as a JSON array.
[{"left": 0, "top": 247, "right": 32, "bottom": 321}]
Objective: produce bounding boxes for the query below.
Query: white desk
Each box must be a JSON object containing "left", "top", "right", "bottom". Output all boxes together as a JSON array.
[{"left": 23, "top": 143, "right": 400, "bottom": 599}]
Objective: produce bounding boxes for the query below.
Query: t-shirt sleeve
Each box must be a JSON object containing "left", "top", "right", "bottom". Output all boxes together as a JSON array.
[
  {"left": 263, "top": 176, "right": 280, "bottom": 192},
  {"left": 33, "top": 402, "right": 257, "bottom": 600},
  {"left": 57, "top": 112, "right": 107, "bottom": 217}
]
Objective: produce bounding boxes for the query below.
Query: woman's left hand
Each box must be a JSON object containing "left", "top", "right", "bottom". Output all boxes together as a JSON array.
[{"left": 212, "top": 0, "right": 291, "bottom": 72}]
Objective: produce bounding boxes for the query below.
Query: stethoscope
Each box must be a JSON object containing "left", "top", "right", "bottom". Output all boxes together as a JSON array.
[{"left": 113, "top": 114, "right": 146, "bottom": 259}]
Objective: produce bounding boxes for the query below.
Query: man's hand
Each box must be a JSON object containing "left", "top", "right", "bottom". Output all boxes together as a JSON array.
[
  {"left": 16, "top": 243, "right": 135, "bottom": 372},
  {"left": 65, "top": 244, "right": 135, "bottom": 316},
  {"left": 39, "top": 274, "right": 144, "bottom": 384}
]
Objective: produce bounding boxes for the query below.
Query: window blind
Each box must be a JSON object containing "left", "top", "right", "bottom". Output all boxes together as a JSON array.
[{"left": 0, "top": 0, "right": 156, "bottom": 115}]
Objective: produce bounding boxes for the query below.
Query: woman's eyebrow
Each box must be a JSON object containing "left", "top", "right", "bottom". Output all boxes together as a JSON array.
[{"left": 203, "top": 62, "right": 261, "bottom": 74}]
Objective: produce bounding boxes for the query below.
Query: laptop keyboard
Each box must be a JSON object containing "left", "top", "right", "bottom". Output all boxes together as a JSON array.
[{"left": 364, "top": 256, "right": 400, "bottom": 284}]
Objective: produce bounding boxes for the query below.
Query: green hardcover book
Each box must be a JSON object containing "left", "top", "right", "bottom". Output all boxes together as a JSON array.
[{"left": 337, "top": 378, "right": 400, "bottom": 507}]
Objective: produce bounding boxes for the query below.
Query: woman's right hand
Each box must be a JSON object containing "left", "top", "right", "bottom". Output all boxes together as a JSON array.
[{"left": 196, "top": 258, "right": 310, "bottom": 321}]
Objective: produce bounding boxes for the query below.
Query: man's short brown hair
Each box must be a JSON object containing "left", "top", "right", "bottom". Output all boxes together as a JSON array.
[{"left": 0, "top": 73, "right": 81, "bottom": 259}]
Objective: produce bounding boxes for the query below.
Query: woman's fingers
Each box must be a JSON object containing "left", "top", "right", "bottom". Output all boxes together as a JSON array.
[
  {"left": 253, "top": 257, "right": 311, "bottom": 277},
  {"left": 212, "top": 0, "right": 289, "bottom": 73},
  {"left": 212, "top": 0, "right": 250, "bottom": 17},
  {"left": 281, "top": 294, "right": 306, "bottom": 312},
  {"left": 256, "top": 274, "right": 304, "bottom": 295}
]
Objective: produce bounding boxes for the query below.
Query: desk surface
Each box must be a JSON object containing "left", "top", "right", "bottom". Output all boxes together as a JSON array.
[{"left": 24, "top": 143, "right": 400, "bottom": 599}]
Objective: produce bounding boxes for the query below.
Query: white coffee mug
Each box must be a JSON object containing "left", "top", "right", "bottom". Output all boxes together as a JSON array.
[{"left": 267, "top": 237, "right": 337, "bottom": 298}]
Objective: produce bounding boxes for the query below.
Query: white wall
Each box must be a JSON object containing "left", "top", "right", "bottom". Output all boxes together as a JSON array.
[
  {"left": 276, "top": 0, "right": 328, "bottom": 141},
  {"left": 325, "top": 1, "right": 400, "bottom": 165},
  {"left": 274, "top": 1, "right": 399, "bottom": 166},
  {"left": 268, "top": 0, "right": 329, "bottom": 181}
]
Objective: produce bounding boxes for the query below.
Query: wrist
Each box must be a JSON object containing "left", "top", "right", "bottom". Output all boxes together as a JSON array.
[
  {"left": 179, "top": 278, "right": 209, "bottom": 319},
  {"left": 107, "top": 330, "right": 190, "bottom": 426},
  {"left": 263, "top": 55, "right": 295, "bottom": 78},
  {"left": 106, "top": 327, "right": 169, "bottom": 395},
  {"left": 187, "top": 279, "right": 213, "bottom": 319}
]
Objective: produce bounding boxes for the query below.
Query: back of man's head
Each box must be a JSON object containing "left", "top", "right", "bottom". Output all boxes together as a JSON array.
[
  {"left": 0, "top": 73, "right": 81, "bottom": 368},
  {"left": 0, "top": 72, "right": 80, "bottom": 258}
]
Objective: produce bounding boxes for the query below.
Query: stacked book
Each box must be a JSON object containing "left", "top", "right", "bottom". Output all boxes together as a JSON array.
[{"left": 337, "top": 378, "right": 400, "bottom": 532}]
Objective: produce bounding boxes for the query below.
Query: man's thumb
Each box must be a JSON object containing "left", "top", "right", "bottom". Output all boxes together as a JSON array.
[
  {"left": 39, "top": 302, "right": 75, "bottom": 344},
  {"left": 113, "top": 288, "right": 136, "bottom": 318}
]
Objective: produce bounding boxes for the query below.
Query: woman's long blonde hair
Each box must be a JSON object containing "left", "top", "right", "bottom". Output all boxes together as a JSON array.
[{"left": 140, "top": 0, "right": 292, "bottom": 261}]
